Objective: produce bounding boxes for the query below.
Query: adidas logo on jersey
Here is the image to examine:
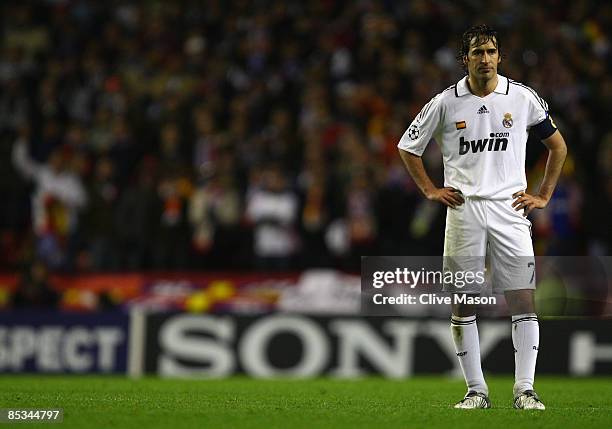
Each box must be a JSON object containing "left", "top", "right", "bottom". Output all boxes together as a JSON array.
[
  {"left": 477, "top": 105, "right": 489, "bottom": 114},
  {"left": 459, "top": 132, "right": 509, "bottom": 155}
]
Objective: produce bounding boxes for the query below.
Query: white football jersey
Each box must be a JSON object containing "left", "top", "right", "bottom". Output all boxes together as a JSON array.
[{"left": 398, "top": 74, "right": 555, "bottom": 199}]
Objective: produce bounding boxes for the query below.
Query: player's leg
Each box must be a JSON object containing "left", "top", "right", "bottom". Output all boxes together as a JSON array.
[
  {"left": 488, "top": 199, "right": 544, "bottom": 410},
  {"left": 443, "top": 197, "right": 489, "bottom": 408},
  {"left": 505, "top": 289, "right": 544, "bottom": 410},
  {"left": 450, "top": 298, "right": 490, "bottom": 408},
  {"left": 505, "top": 289, "right": 539, "bottom": 394}
]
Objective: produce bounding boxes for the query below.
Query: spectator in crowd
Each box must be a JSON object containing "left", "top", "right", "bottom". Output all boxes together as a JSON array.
[
  {"left": 114, "top": 159, "right": 158, "bottom": 270},
  {"left": 344, "top": 170, "right": 378, "bottom": 271},
  {"left": 246, "top": 164, "right": 299, "bottom": 270},
  {"left": 12, "top": 136, "right": 87, "bottom": 270},
  {"left": 190, "top": 162, "right": 244, "bottom": 269},
  {"left": 531, "top": 155, "right": 583, "bottom": 255},
  {"left": 191, "top": 105, "right": 222, "bottom": 172},
  {"left": 81, "top": 156, "right": 119, "bottom": 271},
  {"left": 298, "top": 166, "right": 333, "bottom": 268},
  {"left": 12, "top": 259, "right": 59, "bottom": 308},
  {"left": 158, "top": 122, "right": 187, "bottom": 177},
  {"left": 153, "top": 170, "right": 192, "bottom": 270}
]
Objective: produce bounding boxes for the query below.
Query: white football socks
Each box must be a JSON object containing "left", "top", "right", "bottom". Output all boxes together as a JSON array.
[
  {"left": 451, "top": 315, "right": 488, "bottom": 395},
  {"left": 512, "top": 313, "right": 539, "bottom": 396}
]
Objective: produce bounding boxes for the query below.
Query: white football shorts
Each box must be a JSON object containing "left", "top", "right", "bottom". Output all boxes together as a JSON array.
[{"left": 442, "top": 196, "right": 536, "bottom": 294}]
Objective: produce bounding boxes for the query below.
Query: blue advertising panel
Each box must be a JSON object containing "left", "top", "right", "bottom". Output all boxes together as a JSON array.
[{"left": 0, "top": 311, "right": 129, "bottom": 374}]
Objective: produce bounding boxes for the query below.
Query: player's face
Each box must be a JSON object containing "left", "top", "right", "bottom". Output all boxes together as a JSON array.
[{"left": 464, "top": 38, "right": 500, "bottom": 80}]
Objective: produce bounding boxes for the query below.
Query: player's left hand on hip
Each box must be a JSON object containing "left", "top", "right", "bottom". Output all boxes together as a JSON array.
[{"left": 511, "top": 191, "right": 548, "bottom": 217}]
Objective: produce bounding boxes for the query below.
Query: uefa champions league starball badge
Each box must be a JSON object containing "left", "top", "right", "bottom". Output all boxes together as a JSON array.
[
  {"left": 408, "top": 124, "right": 420, "bottom": 140},
  {"left": 503, "top": 112, "right": 513, "bottom": 128}
]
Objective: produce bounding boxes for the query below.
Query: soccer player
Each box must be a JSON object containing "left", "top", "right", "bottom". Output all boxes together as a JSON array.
[{"left": 398, "top": 25, "right": 567, "bottom": 410}]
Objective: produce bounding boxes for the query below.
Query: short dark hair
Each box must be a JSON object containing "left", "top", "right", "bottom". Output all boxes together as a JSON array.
[{"left": 457, "top": 24, "right": 501, "bottom": 72}]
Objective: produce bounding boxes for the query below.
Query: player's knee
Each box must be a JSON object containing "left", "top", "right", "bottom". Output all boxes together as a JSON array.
[
  {"left": 505, "top": 289, "right": 535, "bottom": 314},
  {"left": 509, "top": 300, "right": 535, "bottom": 315},
  {"left": 451, "top": 295, "right": 477, "bottom": 316}
]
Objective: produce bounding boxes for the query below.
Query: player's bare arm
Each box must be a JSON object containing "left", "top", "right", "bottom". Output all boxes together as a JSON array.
[
  {"left": 512, "top": 130, "right": 567, "bottom": 216},
  {"left": 398, "top": 149, "right": 465, "bottom": 209}
]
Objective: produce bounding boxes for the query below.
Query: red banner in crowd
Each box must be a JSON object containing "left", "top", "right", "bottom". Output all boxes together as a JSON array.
[{"left": 0, "top": 272, "right": 309, "bottom": 312}]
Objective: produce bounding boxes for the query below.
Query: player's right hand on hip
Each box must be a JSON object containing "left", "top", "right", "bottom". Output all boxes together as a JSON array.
[{"left": 427, "top": 187, "right": 465, "bottom": 209}]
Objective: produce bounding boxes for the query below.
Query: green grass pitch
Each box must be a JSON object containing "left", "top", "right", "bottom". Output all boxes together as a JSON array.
[{"left": 1, "top": 376, "right": 611, "bottom": 428}]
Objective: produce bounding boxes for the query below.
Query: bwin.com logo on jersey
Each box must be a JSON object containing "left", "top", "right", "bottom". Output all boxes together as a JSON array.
[
  {"left": 408, "top": 124, "right": 420, "bottom": 140},
  {"left": 459, "top": 132, "right": 510, "bottom": 155}
]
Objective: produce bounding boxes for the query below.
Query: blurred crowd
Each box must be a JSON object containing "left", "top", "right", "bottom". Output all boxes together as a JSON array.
[{"left": 1, "top": 0, "right": 610, "bottom": 275}]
